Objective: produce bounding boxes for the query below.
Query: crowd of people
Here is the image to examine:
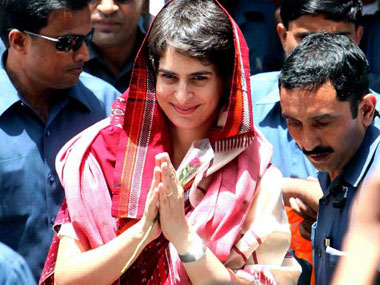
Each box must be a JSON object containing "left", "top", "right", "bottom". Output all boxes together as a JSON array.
[{"left": 0, "top": 0, "right": 379, "bottom": 284}]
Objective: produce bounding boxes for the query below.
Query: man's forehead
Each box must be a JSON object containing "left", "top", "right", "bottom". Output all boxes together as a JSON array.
[
  {"left": 280, "top": 84, "right": 348, "bottom": 117},
  {"left": 44, "top": 7, "right": 91, "bottom": 35},
  {"left": 280, "top": 82, "right": 337, "bottom": 100}
]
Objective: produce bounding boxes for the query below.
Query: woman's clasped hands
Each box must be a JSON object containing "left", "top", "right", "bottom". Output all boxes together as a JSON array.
[{"left": 143, "top": 153, "right": 195, "bottom": 254}]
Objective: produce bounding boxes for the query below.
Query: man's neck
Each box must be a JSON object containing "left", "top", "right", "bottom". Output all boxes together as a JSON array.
[
  {"left": 93, "top": 30, "right": 137, "bottom": 77},
  {"left": 6, "top": 52, "right": 52, "bottom": 122},
  {"left": 328, "top": 170, "right": 343, "bottom": 183}
]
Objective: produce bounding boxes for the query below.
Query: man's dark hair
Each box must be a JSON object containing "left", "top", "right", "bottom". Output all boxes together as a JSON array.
[
  {"left": 148, "top": 0, "right": 234, "bottom": 79},
  {"left": 0, "top": 0, "right": 91, "bottom": 47},
  {"left": 280, "top": 0, "right": 363, "bottom": 29},
  {"left": 279, "top": 33, "right": 369, "bottom": 118}
]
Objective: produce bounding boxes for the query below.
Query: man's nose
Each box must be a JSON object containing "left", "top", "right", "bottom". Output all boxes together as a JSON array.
[
  {"left": 300, "top": 127, "right": 321, "bottom": 152},
  {"left": 74, "top": 41, "right": 90, "bottom": 62},
  {"left": 97, "top": 0, "right": 119, "bottom": 14}
]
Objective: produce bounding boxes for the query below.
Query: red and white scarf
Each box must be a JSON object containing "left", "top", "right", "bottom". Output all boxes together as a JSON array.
[{"left": 39, "top": 1, "right": 281, "bottom": 283}]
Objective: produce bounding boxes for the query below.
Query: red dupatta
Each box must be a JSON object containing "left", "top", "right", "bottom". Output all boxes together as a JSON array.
[
  {"left": 40, "top": 0, "right": 274, "bottom": 284},
  {"left": 110, "top": 0, "right": 254, "bottom": 220}
]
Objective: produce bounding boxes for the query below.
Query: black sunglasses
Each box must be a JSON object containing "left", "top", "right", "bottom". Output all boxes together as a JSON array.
[{"left": 23, "top": 28, "right": 94, "bottom": 52}]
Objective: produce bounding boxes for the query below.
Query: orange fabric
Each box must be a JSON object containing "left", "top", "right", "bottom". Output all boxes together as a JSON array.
[{"left": 286, "top": 206, "right": 315, "bottom": 285}]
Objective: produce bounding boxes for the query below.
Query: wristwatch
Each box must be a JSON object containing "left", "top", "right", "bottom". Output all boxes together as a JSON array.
[{"left": 178, "top": 237, "right": 207, "bottom": 263}]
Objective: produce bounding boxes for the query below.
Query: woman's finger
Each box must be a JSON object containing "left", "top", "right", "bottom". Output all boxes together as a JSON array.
[{"left": 150, "top": 166, "right": 161, "bottom": 191}]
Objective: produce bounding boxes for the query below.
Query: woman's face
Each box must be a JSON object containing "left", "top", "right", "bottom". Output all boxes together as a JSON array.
[{"left": 156, "top": 47, "right": 224, "bottom": 136}]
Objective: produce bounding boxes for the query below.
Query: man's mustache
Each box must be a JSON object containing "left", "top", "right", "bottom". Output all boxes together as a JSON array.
[{"left": 302, "top": 146, "right": 333, "bottom": 156}]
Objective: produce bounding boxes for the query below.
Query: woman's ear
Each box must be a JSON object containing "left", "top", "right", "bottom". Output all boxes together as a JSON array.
[{"left": 359, "top": 93, "right": 377, "bottom": 127}]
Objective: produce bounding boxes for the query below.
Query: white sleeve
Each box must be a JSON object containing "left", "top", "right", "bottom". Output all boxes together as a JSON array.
[{"left": 57, "top": 223, "right": 79, "bottom": 240}]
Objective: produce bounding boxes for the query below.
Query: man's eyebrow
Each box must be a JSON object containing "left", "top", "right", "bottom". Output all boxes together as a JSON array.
[
  {"left": 281, "top": 113, "right": 298, "bottom": 120},
  {"left": 312, "top": 114, "right": 336, "bottom": 120}
]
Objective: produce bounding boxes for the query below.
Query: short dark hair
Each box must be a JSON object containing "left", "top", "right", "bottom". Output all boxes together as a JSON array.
[
  {"left": 279, "top": 33, "right": 369, "bottom": 118},
  {"left": 0, "top": 0, "right": 91, "bottom": 47},
  {"left": 148, "top": 0, "right": 234, "bottom": 79},
  {"left": 280, "top": 0, "right": 362, "bottom": 29}
]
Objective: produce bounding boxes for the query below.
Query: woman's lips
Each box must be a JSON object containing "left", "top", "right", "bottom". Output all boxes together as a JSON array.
[{"left": 171, "top": 104, "right": 199, "bottom": 115}]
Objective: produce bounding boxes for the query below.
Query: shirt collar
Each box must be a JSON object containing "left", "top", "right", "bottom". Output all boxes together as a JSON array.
[
  {"left": 87, "top": 27, "right": 145, "bottom": 78},
  {"left": 343, "top": 124, "right": 380, "bottom": 187},
  {"left": 255, "top": 87, "right": 280, "bottom": 105},
  {"left": 62, "top": 74, "right": 95, "bottom": 112},
  {"left": 254, "top": 77, "right": 281, "bottom": 122},
  {"left": 318, "top": 124, "right": 380, "bottom": 190}
]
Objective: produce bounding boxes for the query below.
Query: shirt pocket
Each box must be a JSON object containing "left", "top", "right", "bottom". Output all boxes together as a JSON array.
[
  {"left": 325, "top": 246, "right": 345, "bottom": 279},
  {"left": 0, "top": 156, "right": 32, "bottom": 220}
]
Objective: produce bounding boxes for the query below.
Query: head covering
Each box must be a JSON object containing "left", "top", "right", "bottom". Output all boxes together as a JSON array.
[
  {"left": 40, "top": 1, "right": 276, "bottom": 284},
  {"left": 110, "top": 0, "right": 255, "bottom": 220}
]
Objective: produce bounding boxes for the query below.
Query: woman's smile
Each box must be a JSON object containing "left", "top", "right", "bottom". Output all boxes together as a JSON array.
[{"left": 171, "top": 103, "right": 200, "bottom": 115}]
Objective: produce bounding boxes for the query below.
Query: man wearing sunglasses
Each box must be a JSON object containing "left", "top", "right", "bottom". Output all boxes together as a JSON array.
[
  {"left": 84, "top": 0, "right": 148, "bottom": 93},
  {"left": 0, "top": 0, "right": 120, "bottom": 282}
]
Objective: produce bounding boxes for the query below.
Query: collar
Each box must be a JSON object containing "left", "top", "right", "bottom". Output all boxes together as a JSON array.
[
  {"left": 64, "top": 73, "right": 95, "bottom": 112},
  {"left": 232, "top": 0, "right": 275, "bottom": 24},
  {"left": 87, "top": 27, "right": 145, "bottom": 78},
  {"left": 343, "top": 124, "right": 380, "bottom": 187},
  {"left": 255, "top": 86, "right": 280, "bottom": 105},
  {"left": 319, "top": 124, "right": 380, "bottom": 190},
  {"left": 254, "top": 72, "right": 280, "bottom": 121},
  {"left": 255, "top": 71, "right": 280, "bottom": 105},
  {"left": 0, "top": 51, "right": 92, "bottom": 117}
]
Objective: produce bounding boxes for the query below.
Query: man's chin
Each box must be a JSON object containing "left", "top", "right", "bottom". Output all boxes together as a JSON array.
[
  {"left": 54, "top": 77, "right": 80, "bottom": 90},
  {"left": 92, "top": 34, "right": 123, "bottom": 47},
  {"left": 307, "top": 153, "right": 334, "bottom": 172}
]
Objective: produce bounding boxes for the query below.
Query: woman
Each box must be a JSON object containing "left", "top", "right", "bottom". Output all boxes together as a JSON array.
[{"left": 40, "top": 0, "right": 300, "bottom": 284}]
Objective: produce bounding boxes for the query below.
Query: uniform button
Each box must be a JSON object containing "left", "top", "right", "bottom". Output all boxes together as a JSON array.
[
  {"left": 321, "top": 197, "right": 329, "bottom": 205},
  {"left": 50, "top": 217, "right": 55, "bottom": 225},
  {"left": 48, "top": 173, "right": 55, "bottom": 184},
  {"left": 317, "top": 248, "right": 322, "bottom": 257},
  {"left": 46, "top": 130, "right": 50, "bottom": 137}
]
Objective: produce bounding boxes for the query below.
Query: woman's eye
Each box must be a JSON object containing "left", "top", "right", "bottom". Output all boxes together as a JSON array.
[
  {"left": 161, "top": 73, "right": 175, "bottom": 79},
  {"left": 159, "top": 73, "right": 178, "bottom": 83},
  {"left": 193, "top": 75, "right": 207, "bottom": 81}
]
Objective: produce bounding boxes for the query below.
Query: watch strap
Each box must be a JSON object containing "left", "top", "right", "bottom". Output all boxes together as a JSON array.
[{"left": 178, "top": 238, "right": 207, "bottom": 263}]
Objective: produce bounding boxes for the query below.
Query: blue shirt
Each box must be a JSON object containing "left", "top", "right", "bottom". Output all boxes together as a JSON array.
[
  {"left": 0, "top": 51, "right": 120, "bottom": 280},
  {"left": 84, "top": 28, "right": 145, "bottom": 93},
  {"left": 0, "top": 242, "right": 36, "bottom": 284},
  {"left": 361, "top": 13, "right": 380, "bottom": 93},
  {"left": 0, "top": 40, "right": 5, "bottom": 55},
  {"left": 313, "top": 124, "right": 380, "bottom": 285},
  {"left": 224, "top": 0, "right": 284, "bottom": 75},
  {"left": 251, "top": 71, "right": 380, "bottom": 179}
]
